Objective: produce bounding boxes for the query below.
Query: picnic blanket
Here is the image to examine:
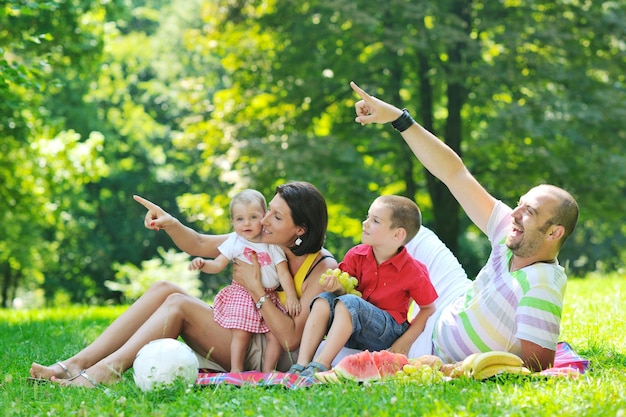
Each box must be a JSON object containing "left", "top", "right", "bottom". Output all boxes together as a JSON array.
[
  {"left": 195, "top": 341, "right": 590, "bottom": 388},
  {"left": 538, "top": 341, "right": 590, "bottom": 377},
  {"left": 196, "top": 370, "right": 316, "bottom": 389}
]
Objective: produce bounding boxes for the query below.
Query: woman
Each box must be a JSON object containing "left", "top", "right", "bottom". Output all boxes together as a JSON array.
[{"left": 29, "top": 181, "right": 337, "bottom": 387}]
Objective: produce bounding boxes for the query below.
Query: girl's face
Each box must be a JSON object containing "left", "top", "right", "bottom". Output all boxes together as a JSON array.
[
  {"left": 231, "top": 202, "right": 265, "bottom": 242},
  {"left": 260, "top": 194, "right": 303, "bottom": 247}
]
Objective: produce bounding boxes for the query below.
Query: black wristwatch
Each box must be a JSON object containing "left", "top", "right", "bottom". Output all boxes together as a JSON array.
[{"left": 256, "top": 294, "right": 269, "bottom": 310}]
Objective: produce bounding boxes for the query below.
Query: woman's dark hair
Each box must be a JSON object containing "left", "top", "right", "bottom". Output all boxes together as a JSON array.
[{"left": 275, "top": 181, "right": 328, "bottom": 256}]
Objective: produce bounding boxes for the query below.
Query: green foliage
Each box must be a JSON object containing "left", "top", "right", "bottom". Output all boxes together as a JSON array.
[
  {"left": 1, "top": 0, "right": 625, "bottom": 305},
  {"left": 1, "top": 276, "right": 624, "bottom": 416},
  {"left": 106, "top": 248, "right": 203, "bottom": 302}
]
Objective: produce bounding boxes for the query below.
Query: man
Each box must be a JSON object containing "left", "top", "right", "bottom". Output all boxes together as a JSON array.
[{"left": 350, "top": 81, "right": 579, "bottom": 371}]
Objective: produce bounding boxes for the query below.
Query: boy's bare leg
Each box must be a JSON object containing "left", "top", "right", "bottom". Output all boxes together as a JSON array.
[
  {"left": 312, "top": 302, "right": 352, "bottom": 369},
  {"left": 295, "top": 298, "right": 331, "bottom": 367}
]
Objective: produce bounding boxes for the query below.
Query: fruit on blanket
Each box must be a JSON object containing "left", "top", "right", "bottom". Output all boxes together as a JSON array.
[
  {"left": 471, "top": 351, "right": 524, "bottom": 377},
  {"left": 395, "top": 363, "right": 446, "bottom": 384},
  {"left": 319, "top": 268, "right": 361, "bottom": 296},
  {"left": 372, "top": 350, "right": 410, "bottom": 376},
  {"left": 413, "top": 354, "right": 443, "bottom": 370},
  {"left": 440, "top": 362, "right": 464, "bottom": 378},
  {"left": 333, "top": 350, "right": 381, "bottom": 382},
  {"left": 473, "top": 364, "right": 532, "bottom": 380},
  {"left": 314, "top": 370, "right": 341, "bottom": 383},
  {"left": 332, "top": 350, "right": 411, "bottom": 382},
  {"left": 461, "top": 353, "right": 481, "bottom": 375}
]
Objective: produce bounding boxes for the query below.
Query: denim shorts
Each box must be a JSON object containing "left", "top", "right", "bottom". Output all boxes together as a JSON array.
[{"left": 312, "top": 292, "right": 409, "bottom": 351}]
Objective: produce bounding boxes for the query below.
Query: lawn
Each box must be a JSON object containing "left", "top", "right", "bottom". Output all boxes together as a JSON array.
[{"left": 1, "top": 275, "right": 625, "bottom": 416}]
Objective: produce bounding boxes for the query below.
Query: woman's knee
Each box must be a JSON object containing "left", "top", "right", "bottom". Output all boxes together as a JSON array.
[{"left": 148, "top": 281, "right": 185, "bottom": 298}]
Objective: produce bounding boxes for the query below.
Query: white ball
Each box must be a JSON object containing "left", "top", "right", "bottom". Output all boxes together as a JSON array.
[{"left": 133, "top": 338, "right": 199, "bottom": 392}]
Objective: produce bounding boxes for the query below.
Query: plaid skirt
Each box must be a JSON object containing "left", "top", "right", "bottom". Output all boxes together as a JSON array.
[{"left": 213, "top": 281, "right": 285, "bottom": 333}]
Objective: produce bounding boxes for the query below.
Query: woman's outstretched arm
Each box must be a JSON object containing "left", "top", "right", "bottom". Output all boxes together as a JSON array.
[{"left": 133, "top": 195, "right": 228, "bottom": 258}]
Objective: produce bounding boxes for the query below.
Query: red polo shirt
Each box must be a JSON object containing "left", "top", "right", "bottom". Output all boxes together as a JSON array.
[{"left": 339, "top": 244, "right": 437, "bottom": 324}]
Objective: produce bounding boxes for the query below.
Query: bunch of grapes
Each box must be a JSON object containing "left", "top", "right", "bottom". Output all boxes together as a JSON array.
[
  {"left": 393, "top": 363, "right": 446, "bottom": 384},
  {"left": 319, "top": 268, "right": 362, "bottom": 297}
]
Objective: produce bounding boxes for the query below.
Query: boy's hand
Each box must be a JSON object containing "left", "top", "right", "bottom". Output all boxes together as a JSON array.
[
  {"left": 388, "top": 338, "right": 411, "bottom": 356},
  {"left": 319, "top": 274, "right": 344, "bottom": 294}
]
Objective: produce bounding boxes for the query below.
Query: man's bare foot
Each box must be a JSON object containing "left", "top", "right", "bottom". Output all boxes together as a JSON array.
[{"left": 30, "top": 361, "right": 77, "bottom": 381}]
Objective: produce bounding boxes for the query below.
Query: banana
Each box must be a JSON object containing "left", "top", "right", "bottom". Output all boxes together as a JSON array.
[
  {"left": 460, "top": 353, "right": 482, "bottom": 375},
  {"left": 473, "top": 364, "right": 531, "bottom": 380},
  {"left": 471, "top": 351, "right": 524, "bottom": 376}
]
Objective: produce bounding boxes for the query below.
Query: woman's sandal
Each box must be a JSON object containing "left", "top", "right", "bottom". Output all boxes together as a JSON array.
[
  {"left": 299, "top": 361, "right": 328, "bottom": 378},
  {"left": 75, "top": 370, "right": 100, "bottom": 388},
  {"left": 55, "top": 361, "right": 73, "bottom": 379},
  {"left": 27, "top": 361, "right": 73, "bottom": 384}
]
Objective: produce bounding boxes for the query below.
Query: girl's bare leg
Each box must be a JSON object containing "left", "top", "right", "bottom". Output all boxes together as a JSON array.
[
  {"left": 53, "top": 291, "right": 234, "bottom": 387},
  {"left": 262, "top": 331, "right": 281, "bottom": 372},
  {"left": 230, "top": 329, "right": 251, "bottom": 373},
  {"left": 30, "top": 281, "right": 189, "bottom": 380}
]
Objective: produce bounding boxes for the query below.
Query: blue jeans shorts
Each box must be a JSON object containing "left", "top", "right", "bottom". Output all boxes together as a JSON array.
[{"left": 312, "top": 292, "right": 409, "bottom": 351}]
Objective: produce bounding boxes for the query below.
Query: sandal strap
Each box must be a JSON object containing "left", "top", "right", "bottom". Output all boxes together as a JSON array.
[
  {"left": 300, "top": 361, "right": 328, "bottom": 378},
  {"left": 78, "top": 370, "right": 100, "bottom": 387},
  {"left": 56, "top": 361, "right": 72, "bottom": 379},
  {"left": 287, "top": 364, "right": 305, "bottom": 374},
  {"left": 306, "top": 361, "right": 328, "bottom": 372}
]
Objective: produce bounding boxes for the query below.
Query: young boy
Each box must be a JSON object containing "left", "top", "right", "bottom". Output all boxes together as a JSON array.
[{"left": 289, "top": 195, "right": 437, "bottom": 376}]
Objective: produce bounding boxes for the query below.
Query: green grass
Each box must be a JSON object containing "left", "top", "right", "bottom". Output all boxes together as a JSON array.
[{"left": 2, "top": 275, "right": 625, "bottom": 416}]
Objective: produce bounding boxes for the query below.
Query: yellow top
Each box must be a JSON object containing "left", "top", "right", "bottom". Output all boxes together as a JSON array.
[{"left": 277, "top": 251, "right": 319, "bottom": 306}]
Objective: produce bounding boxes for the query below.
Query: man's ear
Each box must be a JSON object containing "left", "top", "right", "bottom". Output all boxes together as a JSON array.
[{"left": 547, "top": 224, "right": 565, "bottom": 241}]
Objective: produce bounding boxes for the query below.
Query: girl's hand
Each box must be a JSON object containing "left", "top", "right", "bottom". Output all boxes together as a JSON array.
[
  {"left": 285, "top": 298, "right": 301, "bottom": 317},
  {"left": 188, "top": 257, "right": 205, "bottom": 271}
]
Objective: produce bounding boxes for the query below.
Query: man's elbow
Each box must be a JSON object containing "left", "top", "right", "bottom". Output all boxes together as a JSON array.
[{"left": 523, "top": 350, "right": 555, "bottom": 372}]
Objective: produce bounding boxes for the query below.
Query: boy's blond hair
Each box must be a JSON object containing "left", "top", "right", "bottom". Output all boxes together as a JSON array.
[{"left": 376, "top": 195, "right": 422, "bottom": 244}]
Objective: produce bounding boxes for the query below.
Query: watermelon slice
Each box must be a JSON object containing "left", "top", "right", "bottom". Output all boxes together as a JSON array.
[
  {"left": 333, "top": 350, "right": 381, "bottom": 382},
  {"left": 371, "top": 350, "right": 409, "bottom": 378}
]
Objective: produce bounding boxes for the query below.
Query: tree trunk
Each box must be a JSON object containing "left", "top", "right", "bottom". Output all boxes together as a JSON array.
[{"left": 416, "top": 2, "right": 471, "bottom": 255}]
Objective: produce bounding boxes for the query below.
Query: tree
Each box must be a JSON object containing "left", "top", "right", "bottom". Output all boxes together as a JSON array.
[{"left": 192, "top": 0, "right": 626, "bottom": 275}]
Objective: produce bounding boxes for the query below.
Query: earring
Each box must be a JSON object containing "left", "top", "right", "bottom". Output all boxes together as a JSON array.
[{"left": 295, "top": 237, "right": 302, "bottom": 246}]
